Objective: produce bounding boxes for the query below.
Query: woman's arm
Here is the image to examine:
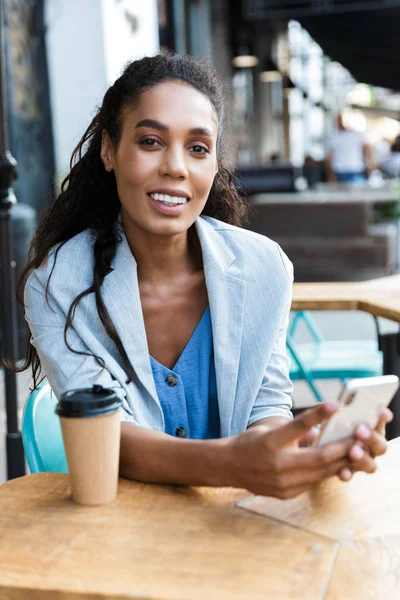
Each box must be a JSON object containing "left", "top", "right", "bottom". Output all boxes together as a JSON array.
[
  {"left": 119, "top": 402, "right": 387, "bottom": 497},
  {"left": 119, "top": 405, "right": 343, "bottom": 491},
  {"left": 120, "top": 422, "right": 232, "bottom": 486},
  {"left": 24, "top": 273, "right": 133, "bottom": 412}
]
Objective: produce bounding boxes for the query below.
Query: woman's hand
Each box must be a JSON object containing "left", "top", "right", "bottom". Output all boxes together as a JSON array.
[
  {"left": 226, "top": 403, "right": 390, "bottom": 499},
  {"left": 336, "top": 407, "right": 392, "bottom": 481},
  {"left": 298, "top": 408, "right": 392, "bottom": 481},
  {"left": 226, "top": 402, "right": 351, "bottom": 498}
]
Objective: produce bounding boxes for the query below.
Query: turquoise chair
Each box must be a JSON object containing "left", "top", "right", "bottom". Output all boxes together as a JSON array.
[
  {"left": 22, "top": 382, "right": 68, "bottom": 473},
  {"left": 287, "top": 311, "right": 383, "bottom": 403}
]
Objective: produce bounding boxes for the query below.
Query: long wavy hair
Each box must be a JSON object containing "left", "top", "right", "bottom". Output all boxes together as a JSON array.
[{"left": 10, "top": 53, "right": 247, "bottom": 388}]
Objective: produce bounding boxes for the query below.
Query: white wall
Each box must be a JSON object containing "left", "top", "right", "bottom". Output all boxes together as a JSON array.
[
  {"left": 101, "top": 0, "right": 159, "bottom": 84},
  {"left": 45, "top": 0, "right": 159, "bottom": 183}
]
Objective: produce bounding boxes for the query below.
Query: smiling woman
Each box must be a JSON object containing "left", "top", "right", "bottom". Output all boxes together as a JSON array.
[
  {"left": 100, "top": 80, "right": 219, "bottom": 237},
  {"left": 9, "top": 54, "right": 391, "bottom": 498}
]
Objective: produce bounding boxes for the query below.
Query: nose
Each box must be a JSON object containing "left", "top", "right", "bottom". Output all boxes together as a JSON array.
[{"left": 159, "top": 145, "right": 188, "bottom": 179}]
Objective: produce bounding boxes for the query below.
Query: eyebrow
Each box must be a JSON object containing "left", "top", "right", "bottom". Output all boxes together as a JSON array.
[{"left": 135, "top": 119, "right": 214, "bottom": 137}]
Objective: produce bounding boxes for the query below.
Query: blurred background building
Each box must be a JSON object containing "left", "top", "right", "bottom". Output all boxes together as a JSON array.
[
  {"left": 5, "top": 1, "right": 400, "bottom": 195},
  {"left": 3, "top": 0, "right": 400, "bottom": 310}
]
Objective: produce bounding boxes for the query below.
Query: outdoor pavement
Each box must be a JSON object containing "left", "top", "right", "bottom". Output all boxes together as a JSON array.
[{"left": 0, "top": 309, "right": 394, "bottom": 483}]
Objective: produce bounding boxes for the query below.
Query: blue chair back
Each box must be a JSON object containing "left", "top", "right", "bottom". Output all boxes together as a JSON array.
[
  {"left": 22, "top": 382, "right": 68, "bottom": 473},
  {"left": 287, "top": 311, "right": 382, "bottom": 403}
]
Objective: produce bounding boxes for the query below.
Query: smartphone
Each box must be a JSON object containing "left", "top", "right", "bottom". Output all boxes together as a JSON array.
[{"left": 316, "top": 375, "right": 399, "bottom": 447}]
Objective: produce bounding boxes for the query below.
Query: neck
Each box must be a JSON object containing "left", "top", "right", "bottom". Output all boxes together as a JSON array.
[{"left": 121, "top": 214, "right": 203, "bottom": 284}]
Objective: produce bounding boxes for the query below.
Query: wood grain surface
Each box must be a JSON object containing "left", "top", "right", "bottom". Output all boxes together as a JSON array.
[
  {"left": 0, "top": 474, "right": 338, "bottom": 600},
  {"left": 326, "top": 537, "right": 400, "bottom": 600},
  {"left": 237, "top": 437, "right": 400, "bottom": 542}
]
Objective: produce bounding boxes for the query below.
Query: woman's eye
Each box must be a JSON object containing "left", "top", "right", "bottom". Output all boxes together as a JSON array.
[
  {"left": 191, "top": 145, "right": 209, "bottom": 154},
  {"left": 140, "top": 138, "right": 160, "bottom": 147}
]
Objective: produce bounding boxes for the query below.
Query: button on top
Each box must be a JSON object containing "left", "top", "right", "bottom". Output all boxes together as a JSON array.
[
  {"left": 175, "top": 427, "right": 187, "bottom": 438},
  {"left": 165, "top": 373, "right": 178, "bottom": 387}
]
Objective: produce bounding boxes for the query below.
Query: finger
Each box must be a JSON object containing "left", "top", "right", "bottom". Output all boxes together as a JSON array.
[
  {"left": 380, "top": 408, "right": 393, "bottom": 423},
  {"left": 275, "top": 484, "right": 313, "bottom": 500},
  {"left": 270, "top": 402, "right": 338, "bottom": 448},
  {"left": 375, "top": 420, "right": 386, "bottom": 437},
  {"left": 349, "top": 442, "right": 365, "bottom": 462},
  {"left": 375, "top": 409, "right": 393, "bottom": 436},
  {"left": 274, "top": 460, "right": 349, "bottom": 499},
  {"left": 298, "top": 427, "right": 320, "bottom": 448},
  {"left": 338, "top": 467, "right": 353, "bottom": 481},
  {"left": 349, "top": 448, "right": 377, "bottom": 474},
  {"left": 276, "top": 459, "right": 353, "bottom": 499},
  {"left": 280, "top": 436, "right": 354, "bottom": 472},
  {"left": 269, "top": 458, "right": 350, "bottom": 494},
  {"left": 354, "top": 428, "right": 387, "bottom": 459}
]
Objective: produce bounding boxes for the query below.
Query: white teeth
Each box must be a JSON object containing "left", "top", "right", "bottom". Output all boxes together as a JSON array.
[{"left": 150, "top": 193, "right": 188, "bottom": 205}]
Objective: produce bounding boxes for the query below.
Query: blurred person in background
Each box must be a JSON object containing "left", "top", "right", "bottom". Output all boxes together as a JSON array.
[
  {"left": 379, "top": 135, "right": 400, "bottom": 179},
  {"left": 325, "top": 114, "right": 374, "bottom": 183},
  {"left": 269, "top": 152, "right": 282, "bottom": 163}
]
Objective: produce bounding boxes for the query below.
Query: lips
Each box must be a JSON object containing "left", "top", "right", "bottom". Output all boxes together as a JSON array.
[{"left": 148, "top": 193, "right": 189, "bottom": 216}]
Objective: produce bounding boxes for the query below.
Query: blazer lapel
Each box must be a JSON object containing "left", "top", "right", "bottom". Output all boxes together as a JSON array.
[
  {"left": 195, "top": 218, "right": 247, "bottom": 437},
  {"left": 102, "top": 229, "right": 162, "bottom": 421}
]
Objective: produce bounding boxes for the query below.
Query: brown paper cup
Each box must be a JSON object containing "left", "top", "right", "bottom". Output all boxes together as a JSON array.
[{"left": 60, "top": 409, "right": 121, "bottom": 506}]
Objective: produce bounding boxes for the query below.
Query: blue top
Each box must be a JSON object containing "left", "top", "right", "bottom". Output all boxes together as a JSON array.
[{"left": 150, "top": 307, "right": 220, "bottom": 439}]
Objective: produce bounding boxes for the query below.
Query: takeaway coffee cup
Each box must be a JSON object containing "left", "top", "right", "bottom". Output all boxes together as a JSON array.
[{"left": 55, "top": 385, "right": 122, "bottom": 506}]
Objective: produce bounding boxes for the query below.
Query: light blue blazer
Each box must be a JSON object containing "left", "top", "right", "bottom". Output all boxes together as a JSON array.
[{"left": 25, "top": 216, "right": 294, "bottom": 437}]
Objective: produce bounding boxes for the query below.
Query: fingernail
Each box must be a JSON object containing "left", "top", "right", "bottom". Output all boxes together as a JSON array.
[
  {"left": 324, "top": 401, "right": 338, "bottom": 413},
  {"left": 352, "top": 445, "right": 364, "bottom": 460},
  {"left": 341, "top": 468, "right": 352, "bottom": 481},
  {"left": 356, "top": 424, "right": 371, "bottom": 439}
]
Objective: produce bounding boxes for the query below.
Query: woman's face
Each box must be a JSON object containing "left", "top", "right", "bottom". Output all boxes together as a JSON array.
[{"left": 101, "top": 80, "right": 219, "bottom": 239}]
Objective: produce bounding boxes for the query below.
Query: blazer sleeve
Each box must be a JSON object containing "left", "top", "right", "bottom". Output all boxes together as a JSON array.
[
  {"left": 247, "top": 249, "right": 294, "bottom": 426},
  {"left": 24, "top": 274, "right": 131, "bottom": 420}
]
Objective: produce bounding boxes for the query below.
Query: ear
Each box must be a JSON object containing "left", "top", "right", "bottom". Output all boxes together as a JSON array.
[{"left": 100, "top": 130, "right": 115, "bottom": 172}]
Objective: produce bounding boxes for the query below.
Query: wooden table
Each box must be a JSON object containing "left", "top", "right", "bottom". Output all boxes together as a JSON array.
[
  {"left": 292, "top": 274, "right": 400, "bottom": 438},
  {"left": 1, "top": 437, "right": 400, "bottom": 599},
  {"left": 292, "top": 274, "right": 400, "bottom": 322}
]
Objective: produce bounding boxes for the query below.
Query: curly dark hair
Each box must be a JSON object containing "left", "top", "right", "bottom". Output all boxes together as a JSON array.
[{"left": 10, "top": 53, "right": 247, "bottom": 388}]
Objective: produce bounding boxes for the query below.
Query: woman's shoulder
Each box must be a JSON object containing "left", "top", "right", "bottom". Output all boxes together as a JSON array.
[
  {"left": 201, "top": 215, "right": 282, "bottom": 249},
  {"left": 26, "top": 229, "right": 95, "bottom": 293},
  {"left": 200, "top": 216, "right": 293, "bottom": 282}
]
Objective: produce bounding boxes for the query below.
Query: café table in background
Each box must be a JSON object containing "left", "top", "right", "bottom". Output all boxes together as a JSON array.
[
  {"left": 292, "top": 274, "right": 400, "bottom": 439},
  {"left": 1, "top": 437, "right": 400, "bottom": 599}
]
